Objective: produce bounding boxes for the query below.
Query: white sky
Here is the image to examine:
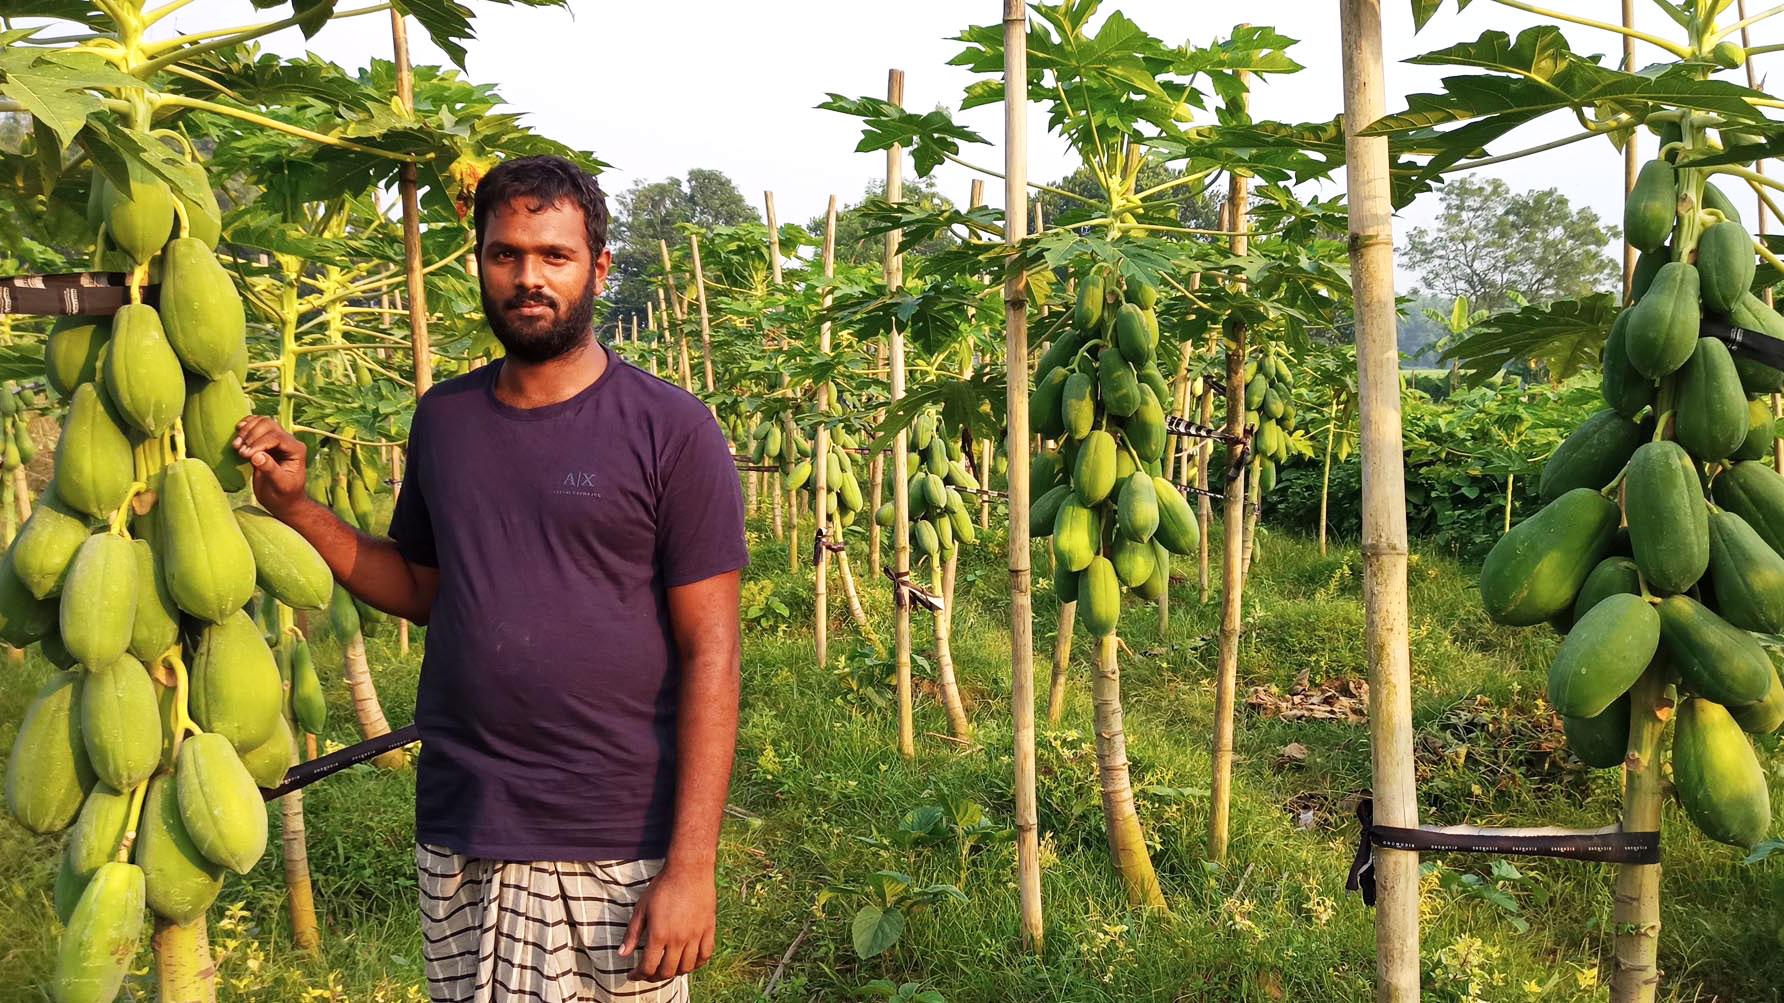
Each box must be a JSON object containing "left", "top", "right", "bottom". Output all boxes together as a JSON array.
[{"left": 150, "top": 1, "right": 1784, "bottom": 281}]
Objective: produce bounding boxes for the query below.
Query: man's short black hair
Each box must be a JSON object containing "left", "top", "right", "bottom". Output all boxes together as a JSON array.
[{"left": 473, "top": 155, "right": 610, "bottom": 258}]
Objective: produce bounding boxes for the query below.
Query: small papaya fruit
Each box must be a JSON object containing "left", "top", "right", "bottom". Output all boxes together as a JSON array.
[
  {"left": 53, "top": 385, "right": 134, "bottom": 521},
  {"left": 4, "top": 672, "right": 93, "bottom": 834},
  {"left": 189, "top": 610, "right": 283, "bottom": 754},
  {"left": 175, "top": 732, "right": 269, "bottom": 875},
  {"left": 80, "top": 654, "right": 161, "bottom": 791},
  {"left": 160, "top": 458, "right": 258, "bottom": 623},
  {"left": 58, "top": 533, "right": 139, "bottom": 669},
  {"left": 1624, "top": 159, "right": 1677, "bottom": 252},
  {"left": 53, "top": 860, "right": 145, "bottom": 1003}
]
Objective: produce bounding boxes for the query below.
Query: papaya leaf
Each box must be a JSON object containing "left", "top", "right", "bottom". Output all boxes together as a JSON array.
[
  {"left": 0, "top": 48, "right": 137, "bottom": 151},
  {"left": 815, "top": 94, "right": 989, "bottom": 178},
  {"left": 392, "top": 0, "right": 569, "bottom": 69},
  {"left": 851, "top": 905, "right": 906, "bottom": 960},
  {"left": 1438, "top": 294, "right": 1618, "bottom": 385}
]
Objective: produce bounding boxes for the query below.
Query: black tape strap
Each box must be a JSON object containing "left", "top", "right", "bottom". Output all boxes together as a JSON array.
[
  {"left": 1165, "top": 415, "right": 1246, "bottom": 445},
  {"left": 882, "top": 566, "right": 944, "bottom": 613},
  {"left": 1704, "top": 315, "right": 1784, "bottom": 371},
  {"left": 260, "top": 723, "right": 419, "bottom": 801},
  {"left": 1345, "top": 797, "right": 1659, "bottom": 906},
  {"left": 0, "top": 272, "right": 154, "bottom": 316},
  {"left": 812, "top": 526, "right": 847, "bottom": 564}
]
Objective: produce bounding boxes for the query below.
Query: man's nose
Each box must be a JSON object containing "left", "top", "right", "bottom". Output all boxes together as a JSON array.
[{"left": 513, "top": 255, "right": 545, "bottom": 289}]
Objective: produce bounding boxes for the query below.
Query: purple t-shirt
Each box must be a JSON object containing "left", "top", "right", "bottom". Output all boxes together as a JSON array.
[{"left": 388, "top": 345, "right": 747, "bottom": 860}]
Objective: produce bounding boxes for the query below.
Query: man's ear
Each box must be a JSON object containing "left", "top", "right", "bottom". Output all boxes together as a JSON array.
[{"left": 592, "top": 246, "right": 614, "bottom": 297}]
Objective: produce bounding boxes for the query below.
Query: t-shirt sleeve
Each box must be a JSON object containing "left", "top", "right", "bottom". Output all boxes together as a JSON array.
[
  {"left": 656, "top": 411, "right": 748, "bottom": 587},
  {"left": 387, "top": 414, "right": 438, "bottom": 568}
]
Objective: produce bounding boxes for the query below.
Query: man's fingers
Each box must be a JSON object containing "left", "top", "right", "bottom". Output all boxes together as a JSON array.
[
  {"left": 673, "top": 940, "right": 701, "bottom": 977},
  {"left": 632, "top": 936, "right": 668, "bottom": 982},
  {"left": 617, "top": 898, "right": 647, "bottom": 956},
  {"left": 697, "top": 929, "right": 714, "bottom": 969}
]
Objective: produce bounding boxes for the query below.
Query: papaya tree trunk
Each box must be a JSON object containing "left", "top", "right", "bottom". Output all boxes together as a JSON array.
[
  {"left": 1504, "top": 473, "right": 1515, "bottom": 535},
  {"left": 1157, "top": 564, "right": 1169, "bottom": 637},
  {"left": 979, "top": 440, "right": 993, "bottom": 530},
  {"left": 836, "top": 549, "right": 877, "bottom": 644},
  {"left": 1093, "top": 633, "right": 1165, "bottom": 908},
  {"left": 933, "top": 555, "right": 970, "bottom": 740},
  {"left": 153, "top": 918, "right": 217, "bottom": 1003},
  {"left": 344, "top": 632, "right": 406, "bottom": 770},
  {"left": 770, "top": 476, "right": 783, "bottom": 540},
  {"left": 1319, "top": 416, "right": 1336, "bottom": 556},
  {"left": 1611, "top": 666, "right": 1667, "bottom": 1003},
  {"left": 1241, "top": 456, "right": 1262, "bottom": 580},
  {"left": 869, "top": 447, "right": 885, "bottom": 581},
  {"left": 1047, "top": 601, "right": 1075, "bottom": 725},
  {"left": 13, "top": 464, "right": 30, "bottom": 524},
  {"left": 281, "top": 786, "right": 320, "bottom": 952},
  {"left": 1196, "top": 387, "right": 1215, "bottom": 602}
]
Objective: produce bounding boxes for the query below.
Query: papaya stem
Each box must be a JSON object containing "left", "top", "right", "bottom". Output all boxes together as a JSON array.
[
  {"left": 128, "top": 262, "right": 149, "bottom": 303},
  {"left": 1752, "top": 235, "right": 1784, "bottom": 279},
  {"left": 114, "top": 778, "right": 148, "bottom": 862},
  {"left": 108, "top": 481, "right": 148, "bottom": 536},
  {"left": 169, "top": 193, "right": 189, "bottom": 240},
  {"left": 164, "top": 650, "right": 200, "bottom": 750},
  {"left": 170, "top": 419, "right": 187, "bottom": 462}
]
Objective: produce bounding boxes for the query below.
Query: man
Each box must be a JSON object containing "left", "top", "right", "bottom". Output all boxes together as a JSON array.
[{"left": 233, "top": 155, "right": 746, "bottom": 1003}]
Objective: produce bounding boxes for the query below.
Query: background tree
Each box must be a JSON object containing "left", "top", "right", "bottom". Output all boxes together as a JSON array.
[
  {"left": 606, "top": 168, "right": 758, "bottom": 321},
  {"left": 1401, "top": 176, "right": 1620, "bottom": 315}
]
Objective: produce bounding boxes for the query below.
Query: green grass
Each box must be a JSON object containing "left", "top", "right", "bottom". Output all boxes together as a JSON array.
[{"left": 2, "top": 519, "right": 1782, "bottom": 1001}]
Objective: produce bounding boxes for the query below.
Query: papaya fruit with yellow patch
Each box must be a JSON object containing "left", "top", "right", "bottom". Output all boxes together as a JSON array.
[
  {"left": 175, "top": 731, "right": 269, "bottom": 874},
  {"left": 135, "top": 773, "right": 223, "bottom": 923},
  {"left": 160, "top": 458, "right": 258, "bottom": 623}
]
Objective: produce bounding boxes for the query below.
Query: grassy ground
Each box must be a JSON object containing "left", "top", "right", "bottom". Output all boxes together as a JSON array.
[{"left": 2, "top": 515, "right": 1782, "bottom": 1001}]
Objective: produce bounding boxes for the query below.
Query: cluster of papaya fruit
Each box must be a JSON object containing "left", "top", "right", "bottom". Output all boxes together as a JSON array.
[
  {"left": 309, "top": 441, "right": 388, "bottom": 640},
  {"left": 786, "top": 424, "right": 868, "bottom": 531},
  {"left": 1241, "top": 344, "right": 1297, "bottom": 495},
  {"left": 875, "top": 408, "right": 980, "bottom": 562},
  {"left": 1, "top": 159, "right": 335, "bottom": 1003},
  {"left": 1029, "top": 266, "right": 1200, "bottom": 636},
  {"left": 1484, "top": 141, "right": 1784, "bottom": 850}
]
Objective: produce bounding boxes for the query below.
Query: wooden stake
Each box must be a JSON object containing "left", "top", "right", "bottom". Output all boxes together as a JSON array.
[
  {"left": 389, "top": 10, "right": 431, "bottom": 399},
  {"left": 1004, "top": 0, "right": 1044, "bottom": 952},
  {"left": 657, "top": 240, "right": 695, "bottom": 391},
  {"left": 885, "top": 68, "right": 915, "bottom": 760},
  {"left": 1621, "top": 0, "right": 1639, "bottom": 299},
  {"left": 1340, "top": 2, "right": 1421, "bottom": 997},
  {"left": 816, "top": 196, "right": 839, "bottom": 670},
  {"left": 767, "top": 191, "right": 800, "bottom": 569},
  {"left": 688, "top": 232, "right": 718, "bottom": 409}
]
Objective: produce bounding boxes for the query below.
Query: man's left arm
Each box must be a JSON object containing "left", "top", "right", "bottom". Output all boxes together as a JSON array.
[{"left": 621, "top": 569, "right": 742, "bottom": 982}]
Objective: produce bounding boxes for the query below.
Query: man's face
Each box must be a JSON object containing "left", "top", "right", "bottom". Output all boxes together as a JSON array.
[{"left": 478, "top": 197, "right": 612, "bottom": 364}]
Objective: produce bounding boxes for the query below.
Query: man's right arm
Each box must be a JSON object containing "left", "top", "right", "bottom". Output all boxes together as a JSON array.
[{"left": 232, "top": 416, "right": 439, "bottom": 625}]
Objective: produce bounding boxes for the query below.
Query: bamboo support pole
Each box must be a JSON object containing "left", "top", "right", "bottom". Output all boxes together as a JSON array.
[
  {"left": 389, "top": 10, "right": 431, "bottom": 399},
  {"left": 657, "top": 241, "right": 695, "bottom": 392},
  {"left": 1340, "top": 3, "right": 1421, "bottom": 997},
  {"left": 1004, "top": 0, "right": 1043, "bottom": 951},
  {"left": 816, "top": 197, "right": 838, "bottom": 669},
  {"left": 1621, "top": 0, "right": 1639, "bottom": 297},
  {"left": 1209, "top": 72, "right": 1253, "bottom": 865},
  {"left": 1738, "top": 0, "right": 1784, "bottom": 473},
  {"left": 766, "top": 191, "right": 799, "bottom": 570},
  {"left": 689, "top": 233, "right": 718, "bottom": 407},
  {"left": 885, "top": 69, "right": 915, "bottom": 760}
]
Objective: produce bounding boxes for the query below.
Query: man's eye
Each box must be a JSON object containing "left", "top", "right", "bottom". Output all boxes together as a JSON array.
[{"left": 495, "top": 251, "right": 514, "bottom": 261}]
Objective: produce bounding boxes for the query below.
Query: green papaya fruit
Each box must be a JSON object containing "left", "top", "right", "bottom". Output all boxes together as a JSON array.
[
  {"left": 1707, "top": 509, "right": 1784, "bottom": 632},
  {"left": 1600, "top": 312, "right": 1654, "bottom": 419},
  {"left": 1138, "top": 365, "right": 1171, "bottom": 417},
  {"left": 1658, "top": 595, "right": 1774, "bottom": 706},
  {"left": 1116, "top": 471, "right": 1159, "bottom": 542},
  {"left": 160, "top": 458, "right": 257, "bottom": 623},
  {"left": 1135, "top": 541, "right": 1170, "bottom": 603},
  {"left": 1546, "top": 593, "right": 1659, "bottom": 718},
  {"left": 1702, "top": 179, "right": 1745, "bottom": 227},
  {"left": 40, "top": 628, "right": 77, "bottom": 670},
  {"left": 1562, "top": 695, "right": 1631, "bottom": 769},
  {"left": 1031, "top": 366, "right": 1070, "bottom": 439},
  {"left": 53, "top": 860, "right": 145, "bottom": 1003},
  {"left": 104, "top": 167, "right": 174, "bottom": 265},
  {"left": 1078, "top": 556, "right": 1120, "bottom": 636},
  {"left": 1479, "top": 488, "right": 1620, "bottom": 626},
  {"left": 128, "top": 539, "right": 178, "bottom": 663},
  {"left": 167, "top": 158, "right": 222, "bottom": 249},
  {"left": 945, "top": 460, "right": 979, "bottom": 492},
  {"left": 1625, "top": 441, "right": 1708, "bottom": 594},
  {"left": 1074, "top": 271, "right": 1105, "bottom": 331},
  {"left": 0, "top": 549, "right": 56, "bottom": 648},
  {"left": 53, "top": 848, "right": 87, "bottom": 926},
  {"left": 1623, "top": 262, "right": 1701, "bottom": 379},
  {"left": 949, "top": 503, "right": 976, "bottom": 546},
  {"left": 1572, "top": 556, "right": 1642, "bottom": 624},
  {"left": 1630, "top": 249, "right": 1667, "bottom": 302},
  {"left": 80, "top": 654, "right": 161, "bottom": 790},
  {"left": 1114, "top": 446, "right": 1136, "bottom": 484},
  {"left": 328, "top": 583, "right": 360, "bottom": 640},
  {"left": 1030, "top": 484, "right": 1073, "bottom": 538},
  {"left": 1734, "top": 398, "right": 1777, "bottom": 462},
  {"left": 1034, "top": 328, "right": 1086, "bottom": 383},
  {"left": 190, "top": 610, "right": 283, "bottom": 754},
  {"left": 1051, "top": 498, "right": 1100, "bottom": 573},
  {"left": 1126, "top": 278, "right": 1158, "bottom": 309},
  {"left": 53, "top": 385, "right": 134, "bottom": 521},
  {"left": 1538, "top": 409, "right": 1646, "bottom": 503},
  {"left": 10, "top": 488, "right": 93, "bottom": 599},
  {"left": 1731, "top": 662, "right": 1784, "bottom": 735},
  {"left": 1727, "top": 293, "right": 1784, "bottom": 393},
  {"left": 175, "top": 731, "right": 268, "bottom": 874},
  {"left": 1675, "top": 338, "right": 1749, "bottom": 461},
  {"left": 1127, "top": 385, "right": 1167, "bottom": 464},
  {"left": 1031, "top": 452, "right": 1063, "bottom": 497},
  {"left": 1072, "top": 430, "right": 1118, "bottom": 506},
  {"left": 59, "top": 533, "right": 138, "bottom": 669},
  {"left": 839, "top": 472, "right": 864, "bottom": 513},
  {"left": 136, "top": 773, "right": 224, "bottom": 922},
  {"left": 1110, "top": 536, "right": 1156, "bottom": 588},
  {"left": 1152, "top": 476, "right": 1199, "bottom": 556},
  {"left": 45, "top": 317, "right": 109, "bottom": 400},
  {"left": 5, "top": 672, "right": 93, "bottom": 834},
  {"left": 1713, "top": 460, "right": 1784, "bottom": 555},
  {"left": 1624, "top": 159, "right": 1677, "bottom": 252},
  {"left": 924, "top": 439, "right": 948, "bottom": 478},
  {"left": 912, "top": 518, "right": 940, "bottom": 559},
  {"left": 1696, "top": 220, "right": 1757, "bottom": 315},
  {"left": 1061, "top": 371, "right": 1097, "bottom": 440},
  {"left": 240, "top": 714, "right": 295, "bottom": 789},
  {"left": 874, "top": 501, "right": 895, "bottom": 529},
  {"left": 924, "top": 473, "right": 948, "bottom": 515},
  {"left": 785, "top": 459, "right": 812, "bottom": 492},
  {"left": 104, "top": 304, "right": 185, "bottom": 436},
  {"left": 1672, "top": 697, "right": 1772, "bottom": 848},
  {"left": 1098, "top": 348, "right": 1143, "bottom": 418},
  {"left": 66, "top": 783, "right": 132, "bottom": 879},
  {"left": 1114, "top": 303, "right": 1152, "bottom": 365}
]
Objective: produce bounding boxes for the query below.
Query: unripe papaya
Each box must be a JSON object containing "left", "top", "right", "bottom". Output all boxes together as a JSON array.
[
  {"left": 1623, "top": 262, "right": 1700, "bottom": 379},
  {"left": 231, "top": 507, "right": 332, "bottom": 614},
  {"left": 924, "top": 439, "right": 949, "bottom": 478},
  {"left": 1138, "top": 365, "right": 1171, "bottom": 416},
  {"left": 875, "top": 501, "right": 896, "bottom": 529},
  {"left": 1673, "top": 697, "right": 1772, "bottom": 848},
  {"left": 328, "top": 583, "right": 361, "bottom": 639},
  {"left": 66, "top": 783, "right": 132, "bottom": 879},
  {"left": 182, "top": 372, "right": 254, "bottom": 493},
  {"left": 1706, "top": 509, "right": 1784, "bottom": 632},
  {"left": 1631, "top": 250, "right": 1666, "bottom": 301},
  {"left": 945, "top": 461, "right": 978, "bottom": 492},
  {"left": 1479, "top": 488, "right": 1619, "bottom": 626},
  {"left": 1675, "top": 338, "right": 1748, "bottom": 462},
  {"left": 1697, "top": 220, "right": 1757, "bottom": 315},
  {"left": 924, "top": 473, "right": 948, "bottom": 515},
  {"left": 949, "top": 503, "right": 975, "bottom": 546},
  {"left": 167, "top": 158, "right": 222, "bottom": 249},
  {"left": 135, "top": 774, "right": 223, "bottom": 923},
  {"left": 912, "top": 413, "right": 935, "bottom": 451},
  {"left": 1114, "top": 303, "right": 1152, "bottom": 365},
  {"left": 1599, "top": 312, "right": 1654, "bottom": 419},
  {"left": 1061, "top": 371, "right": 1096, "bottom": 440},
  {"left": 1713, "top": 460, "right": 1784, "bottom": 555},
  {"left": 1031, "top": 366, "right": 1069, "bottom": 439},
  {"left": 1152, "top": 476, "right": 1199, "bottom": 556},
  {"left": 1116, "top": 472, "right": 1159, "bottom": 542},
  {"left": 913, "top": 519, "right": 939, "bottom": 558},
  {"left": 1034, "top": 328, "right": 1086, "bottom": 383},
  {"left": 1571, "top": 556, "right": 1641, "bottom": 624},
  {"left": 1538, "top": 410, "right": 1645, "bottom": 505},
  {"left": 45, "top": 317, "right": 108, "bottom": 400},
  {"left": 1110, "top": 536, "right": 1155, "bottom": 588},
  {"left": 1658, "top": 595, "right": 1774, "bottom": 706},
  {"left": 1731, "top": 662, "right": 1784, "bottom": 736},
  {"left": 128, "top": 539, "right": 178, "bottom": 663},
  {"left": 104, "top": 167, "right": 174, "bottom": 265},
  {"left": 1051, "top": 498, "right": 1099, "bottom": 573},
  {"left": 40, "top": 628, "right": 78, "bottom": 670},
  {"left": 53, "top": 849, "right": 87, "bottom": 926},
  {"left": 53, "top": 860, "right": 145, "bottom": 1003},
  {"left": 0, "top": 549, "right": 56, "bottom": 648},
  {"left": 1052, "top": 563, "right": 1079, "bottom": 605},
  {"left": 1127, "top": 385, "right": 1167, "bottom": 463},
  {"left": 1072, "top": 430, "right": 1118, "bottom": 505},
  {"left": 161, "top": 458, "right": 257, "bottom": 623},
  {"left": 1624, "top": 159, "right": 1677, "bottom": 252},
  {"left": 1074, "top": 271, "right": 1105, "bottom": 331},
  {"left": 104, "top": 304, "right": 186, "bottom": 436},
  {"left": 240, "top": 714, "right": 295, "bottom": 789},
  {"left": 1114, "top": 447, "right": 1136, "bottom": 484},
  {"left": 175, "top": 731, "right": 269, "bottom": 874},
  {"left": 1126, "top": 278, "right": 1158, "bottom": 310},
  {"left": 80, "top": 654, "right": 161, "bottom": 791},
  {"left": 59, "top": 533, "right": 138, "bottom": 669},
  {"left": 53, "top": 385, "right": 134, "bottom": 521},
  {"left": 1078, "top": 556, "right": 1120, "bottom": 636},
  {"left": 1562, "top": 695, "right": 1631, "bottom": 769},
  {"left": 1136, "top": 542, "right": 1170, "bottom": 603},
  {"left": 1546, "top": 593, "right": 1659, "bottom": 718},
  {"left": 1733, "top": 399, "right": 1777, "bottom": 464},
  {"left": 1030, "top": 484, "right": 1073, "bottom": 538},
  {"left": 1098, "top": 348, "right": 1142, "bottom": 418},
  {"left": 5, "top": 672, "right": 93, "bottom": 834},
  {"left": 190, "top": 610, "right": 283, "bottom": 754},
  {"left": 1625, "top": 441, "right": 1708, "bottom": 594},
  {"left": 10, "top": 488, "right": 92, "bottom": 599}
]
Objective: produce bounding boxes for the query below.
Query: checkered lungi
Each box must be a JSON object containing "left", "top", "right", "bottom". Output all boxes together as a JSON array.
[{"left": 416, "top": 843, "right": 689, "bottom": 1003}]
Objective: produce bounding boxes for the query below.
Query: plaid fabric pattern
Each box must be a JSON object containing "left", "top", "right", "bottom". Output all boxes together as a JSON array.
[{"left": 417, "top": 843, "right": 689, "bottom": 1003}]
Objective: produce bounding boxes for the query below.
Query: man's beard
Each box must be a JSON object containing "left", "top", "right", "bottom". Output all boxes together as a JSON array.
[{"left": 482, "top": 273, "right": 599, "bottom": 364}]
